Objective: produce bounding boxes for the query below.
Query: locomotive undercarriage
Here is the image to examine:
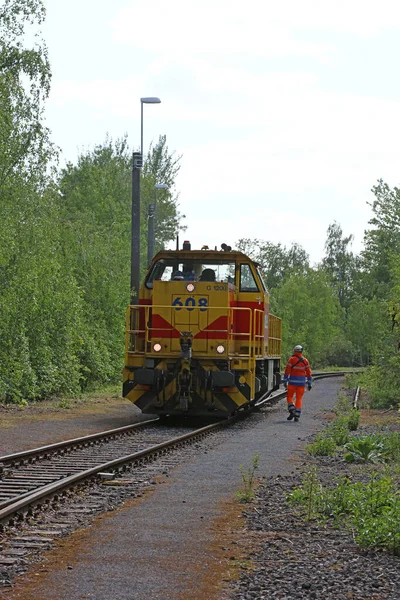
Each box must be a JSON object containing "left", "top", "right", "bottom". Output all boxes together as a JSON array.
[{"left": 123, "top": 357, "right": 281, "bottom": 418}]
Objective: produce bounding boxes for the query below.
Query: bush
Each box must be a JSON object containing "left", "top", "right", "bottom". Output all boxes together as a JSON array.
[
  {"left": 359, "top": 361, "right": 400, "bottom": 409},
  {"left": 290, "top": 471, "right": 400, "bottom": 554},
  {"left": 325, "top": 337, "right": 357, "bottom": 367},
  {"left": 328, "top": 416, "right": 351, "bottom": 446},
  {"left": 306, "top": 435, "right": 336, "bottom": 457},
  {"left": 347, "top": 410, "right": 360, "bottom": 431}
]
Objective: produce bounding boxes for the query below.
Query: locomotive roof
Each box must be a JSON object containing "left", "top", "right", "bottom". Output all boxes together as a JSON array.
[{"left": 152, "top": 249, "right": 256, "bottom": 264}]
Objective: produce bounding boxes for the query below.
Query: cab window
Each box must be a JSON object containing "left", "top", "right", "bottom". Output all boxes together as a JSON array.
[
  {"left": 146, "top": 259, "right": 236, "bottom": 288},
  {"left": 240, "top": 264, "right": 259, "bottom": 292}
]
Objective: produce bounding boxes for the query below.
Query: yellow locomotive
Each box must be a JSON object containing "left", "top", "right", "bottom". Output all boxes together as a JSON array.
[{"left": 123, "top": 242, "right": 282, "bottom": 417}]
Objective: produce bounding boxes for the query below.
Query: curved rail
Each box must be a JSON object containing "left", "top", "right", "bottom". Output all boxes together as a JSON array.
[
  {"left": 255, "top": 370, "right": 350, "bottom": 408},
  {"left": 0, "top": 417, "right": 159, "bottom": 465},
  {"left": 0, "top": 417, "right": 239, "bottom": 528},
  {"left": 0, "top": 371, "right": 351, "bottom": 528}
]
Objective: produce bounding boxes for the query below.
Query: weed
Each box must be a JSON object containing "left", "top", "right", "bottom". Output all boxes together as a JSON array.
[
  {"left": 306, "top": 435, "right": 336, "bottom": 456},
  {"left": 347, "top": 410, "right": 360, "bottom": 431},
  {"left": 236, "top": 454, "right": 260, "bottom": 503},
  {"left": 344, "top": 435, "right": 389, "bottom": 463},
  {"left": 334, "top": 393, "right": 353, "bottom": 415},
  {"left": 58, "top": 398, "right": 71, "bottom": 409},
  {"left": 328, "top": 416, "right": 350, "bottom": 446},
  {"left": 289, "top": 470, "right": 400, "bottom": 554},
  {"left": 288, "top": 467, "right": 321, "bottom": 520}
]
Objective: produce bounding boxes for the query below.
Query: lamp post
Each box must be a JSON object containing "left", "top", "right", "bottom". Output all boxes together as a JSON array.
[
  {"left": 140, "top": 97, "right": 161, "bottom": 159},
  {"left": 148, "top": 183, "right": 168, "bottom": 265},
  {"left": 130, "top": 97, "right": 161, "bottom": 305}
]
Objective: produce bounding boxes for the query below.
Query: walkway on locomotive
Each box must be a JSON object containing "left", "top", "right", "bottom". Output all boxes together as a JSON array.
[{"left": 126, "top": 252, "right": 279, "bottom": 360}]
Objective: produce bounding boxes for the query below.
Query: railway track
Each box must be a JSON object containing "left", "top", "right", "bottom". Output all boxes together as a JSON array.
[
  {"left": 0, "top": 418, "right": 234, "bottom": 528},
  {"left": 0, "top": 371, "right": 347, "bottom": 529},
  {"left": 0, "top": 372, "right": 350, "bottom": 587}
]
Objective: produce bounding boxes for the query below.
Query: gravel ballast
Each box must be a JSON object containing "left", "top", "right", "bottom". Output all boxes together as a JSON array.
[
  {"left": 228, "top": 428, "right": 400, "bottom": 600},
  {"left": 229, "top": 471, "right": 400, "bottom": 600}
]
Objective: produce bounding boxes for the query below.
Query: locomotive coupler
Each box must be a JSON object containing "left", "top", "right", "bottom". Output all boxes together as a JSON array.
[
  {"left": 178, "top": 332, "right": 193, "bottom": 410},
  {"left": 179, "top": 331, "right": 193, "bottom": 359}
]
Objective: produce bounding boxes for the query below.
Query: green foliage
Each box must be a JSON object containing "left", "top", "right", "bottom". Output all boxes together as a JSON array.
[
  {"left": 236, "top": 454, "right": 260, "bottom": 503},
  {"left": 359, "top": 360, "right": 400, "bottom": 409},
  {"left": 142, "top": 135, "right": 184, "bottom": 252},
  {"left": 272, "top": 269, "right": 342, "bottom": 366},
  {"left": 324, "top": 336, "right": 356, "bottom": 367},
  {"left": 236, "top": 239, "right": 309, "bottom": 291},
  {"left": 321, "top": 221, "right": 357, "bottom": 311},
  {"left": 333, "top": 392, "right": 354, "bottom": 415},
  {"left": 328, "top": 416, "right": 351, "bottom": 446},
  {"left": 0, "top": 1, "right": 85, "bottom": 402},
  {"left": 287, "top": 466, "right": 321, "bottom": 520},
  {"left": 386, "top": 432, "right": 400, "bottom": 462},
  {"left": 290, "top": 470, "right": 400, "bottom": 554},
  {"left": 347, "top": 410, "right": 360, "bottom": 431},
  {"left": 306, "top": 435, "right": 336, "bottom": 457},
  {"left": 344, "top": 435, "right": 390, "bottom": 464},
  {"left": 56, "top": 135, "right": 183, "bottom": 391},
  {"left": 306, "top": 410, "right": 360, "bottom": 458}
]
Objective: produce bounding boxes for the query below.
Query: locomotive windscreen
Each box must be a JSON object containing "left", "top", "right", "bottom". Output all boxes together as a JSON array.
[{"left": 145, "top": 259, "right": 236, "bottom": 288}]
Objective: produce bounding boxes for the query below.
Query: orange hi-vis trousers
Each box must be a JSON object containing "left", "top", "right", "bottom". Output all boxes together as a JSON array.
[{"left": 287, "top": 384, "right": 305, "bottom": 409}]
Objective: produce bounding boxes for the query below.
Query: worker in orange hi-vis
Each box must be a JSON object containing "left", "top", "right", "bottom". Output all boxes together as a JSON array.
[{"left": 283, "top": 345, "right": 312, "bottom": 422}]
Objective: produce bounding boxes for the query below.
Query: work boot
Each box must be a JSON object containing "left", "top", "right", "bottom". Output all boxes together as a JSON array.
[
  {"left": 294, "top": 416, "right": 299, "bottom": 422},
  {"left": 287, "top": 403, "right": 296, "bottom": 421},
  {"left": 294, "top": 409, "right": 301, "bottom": 422}
]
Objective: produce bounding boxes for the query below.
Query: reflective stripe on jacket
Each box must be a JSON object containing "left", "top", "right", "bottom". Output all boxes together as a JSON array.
[{"left": 283, "top": 353, "right": 312, "bottom": 387}]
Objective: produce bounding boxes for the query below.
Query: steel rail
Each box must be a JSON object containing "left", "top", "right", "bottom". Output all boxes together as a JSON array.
[
  {"left": 0, "top": 417, "right": 160, "bottom": 466},
  {"left": 0, "top": 417, "right": 237, "bottom": 527},
  {"left": 0, "top": 371, "right": 355, "bottom": 527},
  {"left": 0, "top": 372, "right": 355, "bottom": 467},
  {"left": 255, "top": 370, "right": 350, "bottom": 409}
]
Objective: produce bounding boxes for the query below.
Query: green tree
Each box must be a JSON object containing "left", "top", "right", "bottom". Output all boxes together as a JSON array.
[
  {"left": 346, "top": 296, "right": 387, "bottom": 366},
  {"left": 321, "top": 222, "right": 357, "bottom": 311},
  {"left": 57, "top": 135, "right": 183, "bottom": 388},
  {"left": 359, "top": 180, "right": 400, "bottom": 300},
  {"left": 237, "top": 238, "right": 309, "bottom": 290},
  {"left": 0, "top": 0, "right": 53, "bottom": 187},
  {"left": 142, "top": 134, "right": 185, "bottom": 254},
  {"left": 0, "top": 1, "right": 88, "bottom": 402},
  {"left": 273, "top": 269, "right": 341, "bottom": 366}
]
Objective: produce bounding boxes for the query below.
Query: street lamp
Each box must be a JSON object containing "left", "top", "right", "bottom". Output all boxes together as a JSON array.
[
  {"left": 148, "top": 183, "right": 168, "bottom": 264},
  {"left": 140, "top": 97, "right": 161, "bottom": 161},
  {"left": 130, "top": 96, "right": 161, "bottom": 305}
]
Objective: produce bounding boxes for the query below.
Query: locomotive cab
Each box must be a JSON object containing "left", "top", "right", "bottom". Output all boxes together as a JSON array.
[{"left": 123, "top": 245, "right": 282, "bottom": 417}]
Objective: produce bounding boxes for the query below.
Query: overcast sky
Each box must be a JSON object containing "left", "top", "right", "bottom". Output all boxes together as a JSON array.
[{"left": 42, "top": 0, "right": 400, "bottom": 264}]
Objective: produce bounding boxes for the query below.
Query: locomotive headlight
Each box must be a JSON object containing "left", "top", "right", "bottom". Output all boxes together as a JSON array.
[
  {"left": 186, "top": 283, "right": 195, "bottom": 293},
  {"left": 216, "top": 344, "right": 225, "bottom": 354},
  {"left": 153, "top": 343, "right": 162, "bottom": 352}
]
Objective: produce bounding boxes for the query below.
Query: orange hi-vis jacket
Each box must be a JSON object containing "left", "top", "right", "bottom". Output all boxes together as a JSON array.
[{"left": 283, "top": 352, "right": 312, "bottom": 388}]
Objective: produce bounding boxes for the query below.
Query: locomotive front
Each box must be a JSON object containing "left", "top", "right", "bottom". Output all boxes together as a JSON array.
[{"left": 122, "top": 243, "right": 282, "bottom": 417}]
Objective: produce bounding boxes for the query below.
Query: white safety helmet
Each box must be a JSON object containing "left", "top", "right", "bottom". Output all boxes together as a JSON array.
[{"left": 293, "top": 345, "right": 303, "bottom": 353}]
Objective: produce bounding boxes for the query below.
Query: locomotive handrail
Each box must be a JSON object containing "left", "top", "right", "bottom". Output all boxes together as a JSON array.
[{"left": 125, "top": 304, "right": 268, "bottom": 359}]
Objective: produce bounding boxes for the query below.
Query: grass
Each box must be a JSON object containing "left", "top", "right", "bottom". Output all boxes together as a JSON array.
[
  {"left": 290, "top": 398, "right": 400, "bottom": 555},
  {"left": 236, "top": 454, "right": 260, "bottom": 503}
]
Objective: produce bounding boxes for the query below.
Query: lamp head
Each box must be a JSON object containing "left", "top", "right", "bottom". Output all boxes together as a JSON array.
[
  {"left": 140, "top": 97, "right": 161, "bottom": 104},
  {"left": 154, "top": 183, "right": 168, "bottom": 190}
]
